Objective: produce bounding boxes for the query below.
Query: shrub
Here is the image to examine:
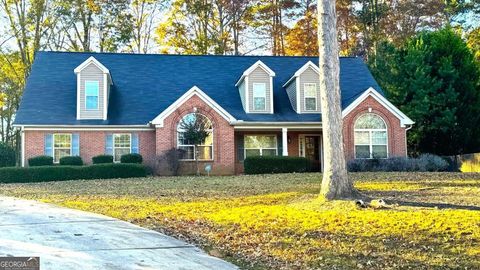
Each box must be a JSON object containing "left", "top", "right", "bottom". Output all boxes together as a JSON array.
[
  {"left": 347, "top": 154, "right": 448, "bottom": 172},
  {"left": 120, "top": 153, "right": 143, "bottom": 164},
  {"left": 417, "top": 154, "right": 449, "bottom": 172},
  {"left": 156, "top": 148, "right": 185, "bottom": 176},
  {"left": 0, "top": 142, "right": 16, "bottom": 167},
  {"left": 59, "top": 156, "right": 83, "bottom": 166},
  {"left": 244, "top": 156, "right": 309, "bottom": 174},
  {"left": 92, "top": 155, "right": 114, "bottom": 164},
  {"left": 28, "top": 155, "right": 53, "bottom": 167},
  {"left": 0, "top": 163, "right": 148, "bottom": 183}
]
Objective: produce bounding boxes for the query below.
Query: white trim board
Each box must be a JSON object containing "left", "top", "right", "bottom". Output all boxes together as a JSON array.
[
  {"left": 235, "top": 60, "right": 276, "bottom": 87},
  {"left": 150, "top": 86, "right": 237, "bottom": 127},
  {"left": 342, "top": 87, "right": 414, "bottom": 127},
  {"left": 282, "top": 61, "right": 319, "bottom": 88},
  {"left": 74, "top": 56, "right": 111, "bottom": 78}
]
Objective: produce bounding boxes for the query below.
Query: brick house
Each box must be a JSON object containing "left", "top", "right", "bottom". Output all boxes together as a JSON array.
[{"left": 14, "top": 52, "right": 414, "bottom": 175}]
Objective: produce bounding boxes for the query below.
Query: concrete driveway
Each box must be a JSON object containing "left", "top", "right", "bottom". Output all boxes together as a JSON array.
[{"left": 0, "top": 196, "right": 238, "bottom": 270}]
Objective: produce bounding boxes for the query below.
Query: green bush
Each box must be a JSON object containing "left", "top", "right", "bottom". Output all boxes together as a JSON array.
[
  {"left": 120, "top": 153, "right": 143, "bottom": 164},
  {"left": 244, "top": 156, "right": 310, "bottom": 174},
  {"left": 59, "top": 156, "right": 83, "bottom": 166},
  {"left": 347, "top": 154, "right": 449, "bottom": 172},
  {"left": 0, "top": 143, "right": 16, "bottom": 167},
  {"left": 92, "top": 155, "right": 114, "bottom": 164},
  {"left": 28, "top": 155, "right": 53, "bottom": 167},
  {"left": 0, "top": 163, "right": 148, "bottom": 183}
]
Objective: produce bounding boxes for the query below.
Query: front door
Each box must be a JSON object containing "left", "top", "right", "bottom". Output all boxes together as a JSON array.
[{"left": 305, "top": 136, "right": 321, "bottom": 171}]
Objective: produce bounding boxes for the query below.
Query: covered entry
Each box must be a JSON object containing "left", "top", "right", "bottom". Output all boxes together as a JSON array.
[
  {"left": 233, "top": 125, "right": 323, "bottom": 173},
  {"left": 299, "top": 134, "right": 323, "bottom": 172}
]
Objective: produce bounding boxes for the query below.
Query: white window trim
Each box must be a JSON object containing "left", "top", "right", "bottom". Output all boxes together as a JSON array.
[
  {"left": 52, "top": 133, "right": 72, "bottom": 163},
  {"left": 176, "top": 114, "right": 214, "bottom": 161},
  {"left": 113, "top": 133, "right": 131, "bottom": 162},
  {"left": 353, "top": 114, "right": 389, "bottom": 159},
  {"left": 303, "top": 83, "right": 317, "bottom": 111},
  {"left": 85, "top": 80, "right": 100, "bottom": 111},
  {"left": 243, "top": 135, "right": 278, "bottom": 158},
  {"left": 252, "top": 83, "right": 267, "bottom": 111}
]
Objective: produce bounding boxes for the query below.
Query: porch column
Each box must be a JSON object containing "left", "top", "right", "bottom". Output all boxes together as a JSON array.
[{"left": 282, "top": 128, "right": 288, "bottom": 156}]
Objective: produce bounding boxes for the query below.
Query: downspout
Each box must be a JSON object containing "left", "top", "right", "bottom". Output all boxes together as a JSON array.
[
  {"left": 20, "top": 126, "right": 25, "bottom": 167},
  {"left": 404, "top": 124, "right": 413, "bottom": 157}
]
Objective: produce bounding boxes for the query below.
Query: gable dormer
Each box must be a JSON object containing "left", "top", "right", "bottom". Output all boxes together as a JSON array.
[
  {"left": 283, "top": 61, "right": 320, "bottom": 114},
  {"left": 235, "top": 60, "right": 275, "bottom": 114},
  {"left": 74, "top": 56, "right": 112, "bottom": 120}
]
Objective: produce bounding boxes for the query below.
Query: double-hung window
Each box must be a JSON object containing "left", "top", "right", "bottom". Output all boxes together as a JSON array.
[
  {"left": 252, "top": 83, "right": 266, "bottom": 111},
  {"left": 113, "top": 134, "right": 131, "bottom": 162},
  {"left": 85, "top": 81, "right": 99, "bottom": 110},
  {"left": 304, "top": 83, "right": 317, "bottom": 111},
  {"left": 354, "top": 113, "right": 388, "bottom": 159},
  {"left": 53, "top": 134, "right": 72, "bottom": 163},
  {"left": 244, "top": 135, "right": 277, "bottom": 158}
]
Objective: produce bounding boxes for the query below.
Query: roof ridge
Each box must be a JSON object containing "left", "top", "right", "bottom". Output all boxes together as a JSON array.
[{"left": 36, "top": 50, "right": 359, "bottom": 59}]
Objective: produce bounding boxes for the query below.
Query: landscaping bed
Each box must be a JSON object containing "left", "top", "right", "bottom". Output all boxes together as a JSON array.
[{"left": 1, "top": 172, "right": 479, "bottom": 269}]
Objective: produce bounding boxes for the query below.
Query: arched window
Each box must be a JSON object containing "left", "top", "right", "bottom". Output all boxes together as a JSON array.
[
  {"left": 354, "top": 113, "right": 388, "bottom": 159},
  {"left": 177, "top": 113, "right": 213, "bottom": 160}
]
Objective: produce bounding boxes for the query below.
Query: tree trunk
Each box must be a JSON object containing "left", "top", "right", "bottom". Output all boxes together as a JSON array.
[{"left": 318, "top": 0, "right": 356, "bottom": 200}]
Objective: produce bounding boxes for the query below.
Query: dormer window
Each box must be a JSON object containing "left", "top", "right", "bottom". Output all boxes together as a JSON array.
[
  {"left": 85, "top": 81, "right": 99, "bottom": 110},
  {"left": 253, "top": 83, "right": 267, "bottom": 111},
  {"left": 235, "top": 60, "right": 275, "bottom": 114},
  {"left": 304, "top": 83, "right": 317, "bottom": 111},
  {"left": 74, "top": 56, "right": 112, "bottom": 120},
  {"left": 283, "top": 61, "right": 320, "bottom": 114}
]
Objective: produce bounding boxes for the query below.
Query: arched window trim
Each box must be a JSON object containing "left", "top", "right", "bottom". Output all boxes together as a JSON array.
[
  {"left": 354, "top": 113, "right": 388, "bottom": 159},
  {"left": 176, "top": 113, "right": 214, "bottom": 161}
]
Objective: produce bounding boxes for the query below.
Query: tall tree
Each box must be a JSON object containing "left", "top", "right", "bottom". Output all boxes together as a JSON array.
[
  {"left": 156, "top": 0, "right": 214, "bottom": 54},
  {"left": 252, "top": 0, "right": 298, "bottom": 56},
  {"left": 54, "top": 0, "right": 97, "bottom": 51},
  {"left": 98, "top": 0, "right": 133, "bottom": 52},
  {"left": 156, "top": 0, "right": 251, "bottom": 54},
  {"left": 467, "top": 27, "right": 480, "bottom": 61},
  {"left": 382, "top": 0, "right": 446, "bottom": 47},
  {"left": 318, "top": 0, "right": 355, "bottom": 200},
  {"left": 285, "top": 0, "right": 317, "bottom": 56},
  {"left": 129, "top": 0, "right": 163, "bottom": 53},
  {"left": 370, "top": 28, "right": 480, "bottom": 155},
  {"left": 353, "top": 0, "right": 389, "bottom": 57},
  {"left": 1, "top": 0, "right": 50, "bottom": 72},
  {"left": 337, "top": 0, "right": 359, "bottom": 55}
]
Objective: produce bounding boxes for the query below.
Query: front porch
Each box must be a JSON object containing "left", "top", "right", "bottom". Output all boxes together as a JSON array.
[{"left": 234, "top": 126, "right": 323, "bottom": 174}]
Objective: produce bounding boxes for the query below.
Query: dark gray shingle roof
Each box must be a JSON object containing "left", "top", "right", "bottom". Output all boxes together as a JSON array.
[{"left": 14, "top": 51, "right": 383, "bottom": 125}]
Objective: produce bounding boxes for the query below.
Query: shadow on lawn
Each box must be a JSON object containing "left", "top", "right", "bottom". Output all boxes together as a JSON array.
[
  {"left": 388, "top": 199, "right": 480, "bottom": 211},
  {"left": 303, "top": 231, "right": 479, "bottom": 270}
]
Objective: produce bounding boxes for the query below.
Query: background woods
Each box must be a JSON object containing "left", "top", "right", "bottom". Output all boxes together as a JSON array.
[{"left": 1, "top": 0, "right": 480, "bottom": 162}]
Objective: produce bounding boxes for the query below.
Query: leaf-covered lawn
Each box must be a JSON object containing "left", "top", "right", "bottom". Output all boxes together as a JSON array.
[{"left": 1, "top": 172, "right": 480, "bottom": 269}]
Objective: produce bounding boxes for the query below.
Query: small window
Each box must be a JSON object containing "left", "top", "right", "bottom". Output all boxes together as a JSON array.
[
  {"left": 354, "top": 113, "right": 388, "bottom": 159},
  {"left": 304, "top": 83, "right": 317, "bottom": 111},
  {"left": 85, "top": 81, "right": 99, "bottom": 110},
  {"left": 252, "top": 83, "right": 266, "bottom": 111},
  {"left": 113, "top": 134, "right": 131, "bottom": 162},
  {"left": 244, "top": 135, "right": 277, "bottom": 158},
  {"left": 53, "top": 134, "right": 72, "bottom": 163}
]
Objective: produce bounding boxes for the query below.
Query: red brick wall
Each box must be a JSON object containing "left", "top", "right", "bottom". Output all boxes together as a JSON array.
[
  {"left": 155, "top": 95, "right": 235, "bottom": 175},
  {"left": 343, "top": 96, "right": 407, "bottom": 160},
  {"left": 23, "top": 130, "right": 156, "bottom": 167},
  {"left": 22, "top": 94, "right": 407, "bottom": 174}
]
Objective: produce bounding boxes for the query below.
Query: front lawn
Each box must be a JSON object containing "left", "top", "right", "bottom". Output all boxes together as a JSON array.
[{"left": 1, "top": 173, "right": 480, "bottom": 269}]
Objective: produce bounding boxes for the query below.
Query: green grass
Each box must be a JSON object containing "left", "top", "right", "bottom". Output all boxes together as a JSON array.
[{"left": 1, "top": 172, "right": 480, "bottom": 269}]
